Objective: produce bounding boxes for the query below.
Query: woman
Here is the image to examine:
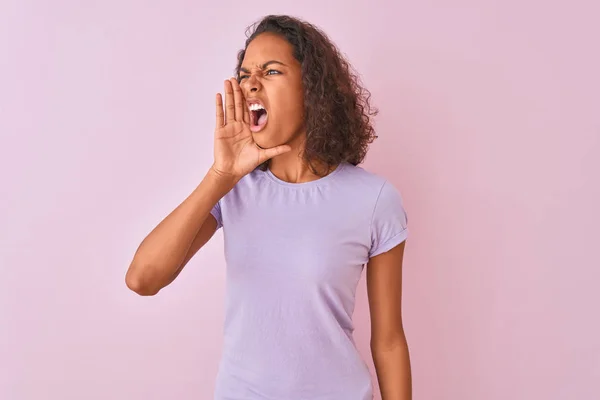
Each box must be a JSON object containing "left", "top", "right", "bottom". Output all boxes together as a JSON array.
[{"left": 126, "top": 15, "right": 411, "bottom": 400}]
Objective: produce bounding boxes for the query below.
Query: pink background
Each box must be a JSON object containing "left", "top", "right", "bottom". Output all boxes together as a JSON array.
[{"left": 1, "top": 1, "right": 599, "bottom": 399}]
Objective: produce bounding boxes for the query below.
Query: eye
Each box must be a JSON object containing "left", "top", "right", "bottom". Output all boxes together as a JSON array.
[
  {"left": 266, "top": 69, "right": 281, "bottom": 76},
  {"left": 238, "top": 75, "right": 249, "bottom": 82}
]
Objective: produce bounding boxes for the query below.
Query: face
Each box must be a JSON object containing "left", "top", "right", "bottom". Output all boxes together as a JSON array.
[{"left": 238, "top": 33, "right": 305, "bottom": 149}]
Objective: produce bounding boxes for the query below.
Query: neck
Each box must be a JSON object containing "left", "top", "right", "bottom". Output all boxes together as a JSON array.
[{"left": 267, "top": 134, "right": 335, "bottom": 184}]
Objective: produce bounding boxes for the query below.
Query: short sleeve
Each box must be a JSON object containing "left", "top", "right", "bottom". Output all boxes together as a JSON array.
[
  {"left": 210, "top": 199, "right": 223, "bottom": 230},
  {"left": 369, "top": 180, "right": 409, "bottom": 258}
]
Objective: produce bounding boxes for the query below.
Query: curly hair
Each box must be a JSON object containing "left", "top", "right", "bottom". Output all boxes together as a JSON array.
[{"left": 235, "top": 15, "right": 379, "bottom": 174}]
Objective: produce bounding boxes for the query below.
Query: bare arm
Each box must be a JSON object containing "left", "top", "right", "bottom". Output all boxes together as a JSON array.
[
  {"left": 367, "top": 241, "right": 412, "bottom": 400},
  {"left": 125, "top": 169, "right": 236, "bottom": 296}
]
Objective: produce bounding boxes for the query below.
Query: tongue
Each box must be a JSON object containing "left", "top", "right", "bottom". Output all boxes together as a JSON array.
[{"left": 257, "top": 112, "right": 267, "bottom": 126}]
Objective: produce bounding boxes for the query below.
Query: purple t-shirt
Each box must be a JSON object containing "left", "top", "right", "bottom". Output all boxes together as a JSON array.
[{"left": 209, "top": 161, "right": 409, "bottom": 400}]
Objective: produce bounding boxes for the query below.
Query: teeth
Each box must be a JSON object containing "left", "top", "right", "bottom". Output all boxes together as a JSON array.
[{"left": 249, "top": 103, "right": 265, "bottom": 111}]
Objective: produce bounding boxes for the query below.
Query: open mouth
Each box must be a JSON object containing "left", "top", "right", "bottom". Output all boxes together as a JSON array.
[{"left": 249, "top": 103, "right": 268, "bottom": 132}]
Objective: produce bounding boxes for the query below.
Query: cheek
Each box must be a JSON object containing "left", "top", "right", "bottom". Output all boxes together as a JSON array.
[
  {"left": 272, "top": 97, "right": 303, "bottom": 123},
  {"left": 286, "top": 92, "right": 304, "bottom": 119},
  {"left": 268, "top": 81, "right": 304, "bottom": 126}
]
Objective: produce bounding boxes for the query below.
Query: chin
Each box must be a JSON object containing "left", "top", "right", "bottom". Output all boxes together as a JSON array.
[
  {"left": 252, "top": 129, "right": 275, "bottom": 148},
  {"left": 253, "top": 125, "right": 295, "bottom": 150},
  {"left": 252, "top": 136, "right": 272, "bottom": 150}
]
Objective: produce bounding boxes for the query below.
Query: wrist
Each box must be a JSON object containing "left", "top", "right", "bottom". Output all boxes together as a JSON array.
[{"left": 206, "top": 165, "right": 239, "bottom": 192}]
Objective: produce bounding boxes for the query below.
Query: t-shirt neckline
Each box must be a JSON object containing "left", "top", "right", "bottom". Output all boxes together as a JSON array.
[{"left": 265, "top": 162, "right": 347, "bottom": 188}]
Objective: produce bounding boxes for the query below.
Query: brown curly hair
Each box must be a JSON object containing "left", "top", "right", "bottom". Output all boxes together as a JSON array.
[{"left": 235, "top": 15, "right": 379, "bottom": 175}]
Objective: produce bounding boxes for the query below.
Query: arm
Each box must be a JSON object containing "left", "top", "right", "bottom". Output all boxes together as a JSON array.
[
  {"left": 366, "top": 240, "right": 412, "bottom": 400},
  {"left": 126, "top": 78, "right": 291, "bottom": 296},
  {"left": 125, "top": 168, "right": 235, "bottom": 296}
]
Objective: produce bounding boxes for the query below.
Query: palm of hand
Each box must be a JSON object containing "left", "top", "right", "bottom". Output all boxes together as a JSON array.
[
  {"left": 214, "top": 120, "right": 262, "bottom": 178},
  {"left": 211, "top": 78, "right": 290, "bottom": 180}
]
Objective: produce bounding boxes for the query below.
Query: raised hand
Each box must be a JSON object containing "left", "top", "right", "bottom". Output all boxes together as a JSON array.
[{"left": 211, "top": 78, "right": 291, "bottom": 182}]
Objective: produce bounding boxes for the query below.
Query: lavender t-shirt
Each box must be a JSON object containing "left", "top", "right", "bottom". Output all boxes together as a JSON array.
[{"left": 209, "top": 161, "right": 409, "bottom": 400}]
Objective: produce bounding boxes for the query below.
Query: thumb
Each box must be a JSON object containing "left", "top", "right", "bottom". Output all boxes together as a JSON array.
[{"left": 259, "top": 145, "right": 292, "bottom": 163}]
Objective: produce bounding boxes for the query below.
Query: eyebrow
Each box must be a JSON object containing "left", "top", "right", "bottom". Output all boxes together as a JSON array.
[{"left": 239, "top": 60, "right": 286, "bottom": 74}]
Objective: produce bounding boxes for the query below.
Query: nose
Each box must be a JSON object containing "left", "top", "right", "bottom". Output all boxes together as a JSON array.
[{"left": 241, "top": 74, "right": 262, "bottom": 94}]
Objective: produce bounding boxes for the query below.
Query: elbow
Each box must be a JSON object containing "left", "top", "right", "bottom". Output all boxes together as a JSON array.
[
  {"left": 125, "top": 266, "right": 160, "bottom": 296},
  {"left": 370, "top": 331, "right": 409, "bottom": 354}
]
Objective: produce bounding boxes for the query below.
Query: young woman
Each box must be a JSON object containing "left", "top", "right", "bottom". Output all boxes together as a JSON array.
[{"left": 126, "top": 15, "right": 411, "bottom": 400}]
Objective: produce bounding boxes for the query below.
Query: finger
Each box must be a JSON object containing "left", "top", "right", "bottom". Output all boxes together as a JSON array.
[
  {"left": 242, "top": 92, "right": 250, "bottom": 125},
  {"left": 215, "top": 93, "right": 224, "bottom": 128},
  {"left": 231, "top": 78, "right": 244, "bottom": 122},
  {"left": 258, "top": 145, "right": 292, "bottom": 164},
  {"left": 224, "top": 80, "right": 235, "bottom": 123}
]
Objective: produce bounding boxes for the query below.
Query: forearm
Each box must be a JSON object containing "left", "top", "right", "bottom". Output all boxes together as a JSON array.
[
  {"left": 126, "top": 168, "right": 235, "bottom": 294},
  {"left": 372, "top": 338, "right": 412, "bottom": 400}
]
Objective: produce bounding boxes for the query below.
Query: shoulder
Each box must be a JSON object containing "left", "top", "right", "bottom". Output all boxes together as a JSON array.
[
  {"left": 227, "top": 167, "right": 268, "bottom": 195},
  {"left": 351, "top": 166, "right": 408, "bottom": 257},
  {"left": 341, "top": 163, "right": 407, "bottom": 219},
  {"left": 338, "top": 162, "right": 400, "bottom": 199}
]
